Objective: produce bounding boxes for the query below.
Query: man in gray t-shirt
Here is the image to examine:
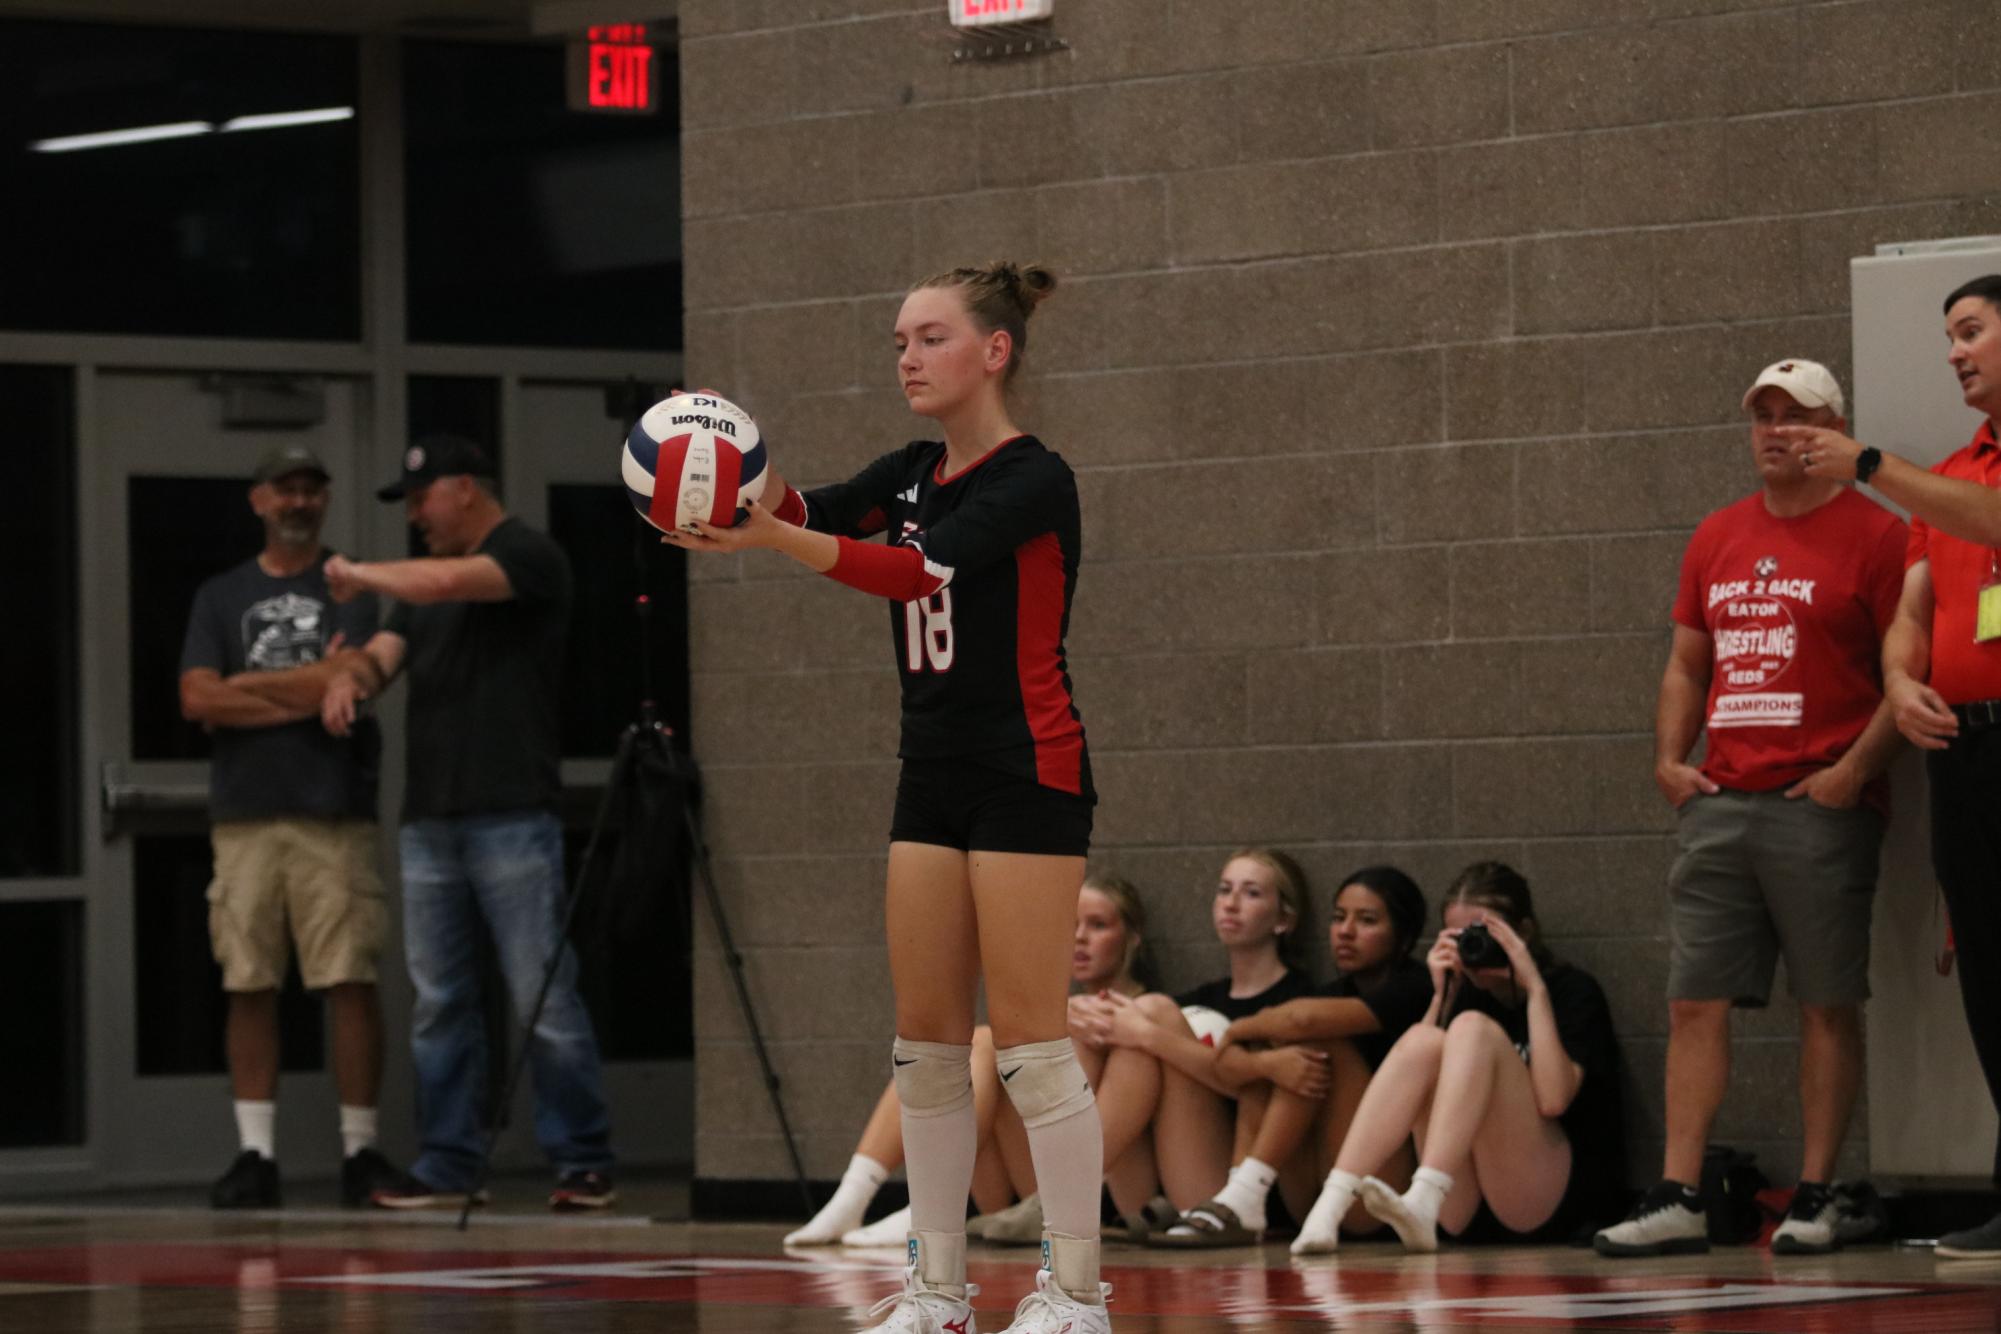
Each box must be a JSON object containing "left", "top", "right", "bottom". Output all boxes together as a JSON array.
[{"left": 178, "top": 444, "right": 412, "bottom": 1211}]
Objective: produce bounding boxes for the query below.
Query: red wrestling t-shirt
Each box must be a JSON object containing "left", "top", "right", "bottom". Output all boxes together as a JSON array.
[{"left": 1671, "top": 488, "right": 1906, "bottom": 794}]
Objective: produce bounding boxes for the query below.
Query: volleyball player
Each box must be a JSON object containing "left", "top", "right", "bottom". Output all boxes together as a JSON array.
[{"left": 663, "top": 262, "right": 1108, "bottom": 1334}]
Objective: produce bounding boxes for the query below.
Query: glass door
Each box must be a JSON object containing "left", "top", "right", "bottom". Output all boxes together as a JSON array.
[{"left": 85, "top": 367, "right": 385, "bottom": 1188}]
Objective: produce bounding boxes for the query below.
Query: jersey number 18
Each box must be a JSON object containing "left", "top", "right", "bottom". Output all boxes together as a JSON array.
[{"left": 901, "top": 590, "right": 955, "bottom": 672}]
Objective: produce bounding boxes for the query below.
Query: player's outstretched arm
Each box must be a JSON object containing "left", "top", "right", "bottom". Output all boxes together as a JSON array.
[{"left": 662, "top": 497, "right": 838, "bottom": 572}]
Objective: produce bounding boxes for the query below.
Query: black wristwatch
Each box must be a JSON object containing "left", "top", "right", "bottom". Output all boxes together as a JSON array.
[{"left": 1856, "top": 446, "right": 1882, "bottom": 484}]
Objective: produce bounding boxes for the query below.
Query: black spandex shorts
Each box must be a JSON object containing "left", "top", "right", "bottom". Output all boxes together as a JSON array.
[{"left": 889, "top": 755, "right": 1093, "bottom": 858}]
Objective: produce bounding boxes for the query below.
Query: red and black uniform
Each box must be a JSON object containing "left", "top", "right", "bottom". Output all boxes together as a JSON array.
[{"left": 774, "top": 434, "right": 1093, "bottom": 856}]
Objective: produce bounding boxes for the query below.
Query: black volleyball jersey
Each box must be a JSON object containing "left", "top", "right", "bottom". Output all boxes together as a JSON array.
[{"left": 799, "top": 435, "right": 1089, "bottom": 795}]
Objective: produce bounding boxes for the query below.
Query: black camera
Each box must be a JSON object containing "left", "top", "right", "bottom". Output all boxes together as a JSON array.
[{"left": 1456, "top": 922, "right": 1503, "bottom": 969}]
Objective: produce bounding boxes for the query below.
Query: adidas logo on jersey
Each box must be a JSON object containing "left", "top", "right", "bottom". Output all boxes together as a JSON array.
[{"left": 898, "top": 485, "right": 919, "bottom": 503}]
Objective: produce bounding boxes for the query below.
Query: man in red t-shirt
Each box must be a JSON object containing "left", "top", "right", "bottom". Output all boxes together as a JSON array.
[
  {"left": 1779, "top": 274, "right": 2001, "bottom": 1259},
  {"left": 1595, "top": 359, "right": 1906, "bottom": 1260}
]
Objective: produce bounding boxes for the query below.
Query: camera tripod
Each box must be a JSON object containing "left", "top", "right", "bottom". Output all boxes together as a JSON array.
[{"left": 456, "top": 572, "right": 812, "bottom": 1229}]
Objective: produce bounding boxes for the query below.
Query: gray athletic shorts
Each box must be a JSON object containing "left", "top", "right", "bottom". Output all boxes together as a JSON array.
[{"left": 1666, "top": 788, "right": 1883, "bottom": 1008}]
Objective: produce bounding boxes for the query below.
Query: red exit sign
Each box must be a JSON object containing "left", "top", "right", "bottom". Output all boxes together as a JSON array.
[
  {"left": 949, "top": 0, "right": 1054, "bottom": 26},
  {"left": 566, "top": 24, "right": 657, "bottom": 114}
]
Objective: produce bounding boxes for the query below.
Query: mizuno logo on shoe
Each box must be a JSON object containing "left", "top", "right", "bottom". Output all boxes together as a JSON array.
[{"left": 943, "top": 1319, "right": 970, "bottom": 1334}]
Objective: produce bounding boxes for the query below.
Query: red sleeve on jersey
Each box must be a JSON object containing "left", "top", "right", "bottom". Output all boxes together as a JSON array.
[
  {"left": 771, "top": 486, "right": 807, "bottom": 527},
  {"left": 824, "top": 536, "right": 947, "bottom": 601}
]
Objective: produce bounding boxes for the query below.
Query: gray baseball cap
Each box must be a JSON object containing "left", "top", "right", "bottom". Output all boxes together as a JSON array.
[{"left": 252, "top": 444, "right": 331, "bottom": 485}]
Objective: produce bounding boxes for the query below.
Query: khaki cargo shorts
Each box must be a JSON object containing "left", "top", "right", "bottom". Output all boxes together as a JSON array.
[{"left": 208, "top": 819, "right": 387, "bottom": 991}]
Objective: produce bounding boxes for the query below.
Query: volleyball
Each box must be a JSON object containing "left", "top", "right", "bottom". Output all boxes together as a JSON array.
[
  {"left": 1180, "top": 1005, "right": 1230, "bottom": 1048},
  {"left": 621, "top": 391, "right": 767, "bottom": 534}
]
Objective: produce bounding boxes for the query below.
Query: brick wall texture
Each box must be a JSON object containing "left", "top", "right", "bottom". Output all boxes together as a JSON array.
[{"left": 676, "top": 0, "right": 2001, "bottom": 1189}]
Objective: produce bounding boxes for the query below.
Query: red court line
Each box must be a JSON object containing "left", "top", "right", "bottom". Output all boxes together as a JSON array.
[{"left": 0, "top": 1242, "right": 1994, "bottom": 1329}]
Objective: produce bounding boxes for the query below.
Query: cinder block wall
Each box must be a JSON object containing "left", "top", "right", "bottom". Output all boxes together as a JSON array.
[{"left": 677, "top": 0, "right": 2001, "bottom": 1190}]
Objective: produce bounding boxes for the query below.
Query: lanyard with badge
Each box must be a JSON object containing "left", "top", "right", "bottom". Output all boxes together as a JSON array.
[
  {"left": 1981, "top": 550, "right": 2001, "bottom": 642},
  {"left": 1979, "top": 448, "right": 2001, "bottom": 641}
]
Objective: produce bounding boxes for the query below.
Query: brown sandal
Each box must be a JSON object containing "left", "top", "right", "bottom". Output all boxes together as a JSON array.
[{"left": 1143, "top": 1199, "right": 1263, "bottom": 1248}]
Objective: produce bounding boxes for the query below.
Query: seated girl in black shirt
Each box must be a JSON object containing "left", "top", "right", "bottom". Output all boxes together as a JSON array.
[
  {"left": 1292, "top": 861, "right": 1624, "bottom": 1254},
  {"left": 1151, "top": 865, "right": 1433, "bottom": 1246},
  {"left": 1075, "top": 849, "right": 1316, "bottom": 1228}
]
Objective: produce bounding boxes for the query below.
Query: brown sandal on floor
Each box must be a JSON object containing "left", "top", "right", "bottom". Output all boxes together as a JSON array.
[{"left": 1143, "top": 1199, "right": 1263, "bottom": 1248}]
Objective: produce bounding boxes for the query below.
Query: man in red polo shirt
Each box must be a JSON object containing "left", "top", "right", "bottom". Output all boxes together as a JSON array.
[
  {"left": 1595, "top": 358, "right": 1906, "bottom": 1260},
  {"left": 1786, "top": 274, "right": 2001, "bottom": 1259}
]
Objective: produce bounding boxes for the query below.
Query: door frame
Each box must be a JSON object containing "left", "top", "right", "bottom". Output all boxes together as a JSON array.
[{"left": 0, "top": 28, "right": 684, "bottom": 1195}]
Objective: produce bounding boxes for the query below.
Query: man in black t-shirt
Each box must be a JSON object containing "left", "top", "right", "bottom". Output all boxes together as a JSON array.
[
  {"left": 325, "top": 435, "right": 615, "bottom": 1213},
  {"left": 179, "top": 444, "right": 409, "bottom": 1211}
]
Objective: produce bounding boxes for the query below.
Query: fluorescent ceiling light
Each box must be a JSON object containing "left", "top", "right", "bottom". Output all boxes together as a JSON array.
[
  {"left": 220, "top": 107, "right": 355, "bottom": 133},
  {"left": 31, "top": 121, "right": 212, "bottom": 153}
]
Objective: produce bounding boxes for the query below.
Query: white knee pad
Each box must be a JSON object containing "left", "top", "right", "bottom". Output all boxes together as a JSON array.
[
  {"left": 891, "top": 1038, "right": 973, "bottom": 1118},
  {"left": 996, "top": 1038, "right": 1095, "bottom": 1128}
]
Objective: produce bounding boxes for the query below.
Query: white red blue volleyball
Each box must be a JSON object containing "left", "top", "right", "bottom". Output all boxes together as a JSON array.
[
  {"left": 621, "top": 392, "right": 767, "bottom": 534},
  {"left": 1181, "top": 1005, "right": 1230, "bottom": 1048}
]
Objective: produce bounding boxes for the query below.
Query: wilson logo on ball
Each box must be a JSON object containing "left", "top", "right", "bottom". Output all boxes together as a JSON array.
[{"left": 620, "top": 392, "right": 767, "bottom": 534}]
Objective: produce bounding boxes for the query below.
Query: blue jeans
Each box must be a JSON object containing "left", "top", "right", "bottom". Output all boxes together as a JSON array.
[{"left": 400, "top": 810, "right": 613, "bottom": 1188}]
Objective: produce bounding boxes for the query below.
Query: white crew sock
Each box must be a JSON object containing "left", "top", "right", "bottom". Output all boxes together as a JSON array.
[
  {"left": 339, "top": 1105, "right": 377, "bottom": 1158},
  {"left": 1211, "top": 1156, "right": 1278, "bottom": 1232},
  {"left": 1291, "top": 1168, "right": 1361, "bottom": 1254},
  {"left": 1402, "top": 1165, "right": 1454, "bottom": 1237},
  {"left": 235, "top": 1100, "right": 276, "bottom": 1160},
  {"left": 784, "top": 1153, "right": 889, "bottom": 1245}
]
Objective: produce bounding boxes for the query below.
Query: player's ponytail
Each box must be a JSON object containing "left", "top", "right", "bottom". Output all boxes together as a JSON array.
[{"left": 915, "top": 260, "right": 1058, "bottom": 383}]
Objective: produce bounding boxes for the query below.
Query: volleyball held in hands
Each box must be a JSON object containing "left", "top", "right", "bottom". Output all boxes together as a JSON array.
[{"left": 620, "top": 391, "right": 768, "bottom": 534}]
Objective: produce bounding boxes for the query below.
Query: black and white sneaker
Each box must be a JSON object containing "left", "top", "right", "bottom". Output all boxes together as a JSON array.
[
  {"left": 1593, "top": 1181, "right": 1709, "bottom": 1257},
  {"left": 1772, "top": 1181, "right": 1839, "bottom": 1255}
]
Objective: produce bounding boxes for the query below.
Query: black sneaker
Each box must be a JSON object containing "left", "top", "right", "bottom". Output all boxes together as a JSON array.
[
  {"left": 341, "top": 1146, "right": 411, "bottom": 1208},
  {"left": 1938, "top": 1209, "right": 2001, "bottom": 1259},
  {"left": 1832, "top": 1180, "right": 1887, "bottom": 1245},
  {"left": 550, "top": 1170, "right": 616, "bottom": 1212},
  {"left": 367, "top": 1167, "right": 488, "bottom": 1211},
  {"left": 210, "top": 1150, "right": 281, "bottom": 1210}
]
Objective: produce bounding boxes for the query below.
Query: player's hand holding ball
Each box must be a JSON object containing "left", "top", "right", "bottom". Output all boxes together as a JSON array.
[{"left": 620, "top": 390, "right": 769, "bottom": 539}]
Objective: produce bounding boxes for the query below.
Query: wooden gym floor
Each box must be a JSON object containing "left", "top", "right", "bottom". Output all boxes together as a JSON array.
[{"left": 3, "top": 1177, "right": 1999, "bottom": 1332}]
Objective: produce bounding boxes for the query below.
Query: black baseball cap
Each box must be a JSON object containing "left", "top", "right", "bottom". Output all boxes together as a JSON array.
[
  {"left": 253, "top": 444, "right": 331, "bottom": 485},
  {"left": 376, "top": 434, "right": 496, "bottom": 500}
]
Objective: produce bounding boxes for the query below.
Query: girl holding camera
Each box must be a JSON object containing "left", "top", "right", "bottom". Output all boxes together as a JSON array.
[{"left": 1290, "top": 862, "right": 1624, "bottom": 1254}]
